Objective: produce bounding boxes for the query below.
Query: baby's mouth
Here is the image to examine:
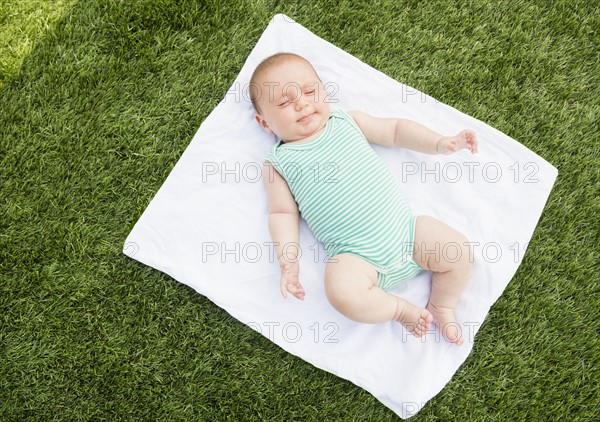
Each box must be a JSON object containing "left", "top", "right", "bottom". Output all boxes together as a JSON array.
[{"left": 297, "top": 112, "right": 315, "bottom": 123}]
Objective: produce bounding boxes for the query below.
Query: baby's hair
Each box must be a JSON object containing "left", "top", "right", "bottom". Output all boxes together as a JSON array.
[{"left": 249, "top": 52, "right": 321, "bottom": 113}]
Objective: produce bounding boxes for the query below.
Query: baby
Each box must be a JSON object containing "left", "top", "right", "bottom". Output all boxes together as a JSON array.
[{"left": 251, "top": 52, "right": 478, "bottom": 346}]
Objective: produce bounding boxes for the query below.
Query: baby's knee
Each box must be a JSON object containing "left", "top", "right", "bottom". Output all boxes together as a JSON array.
[
  {"left": 451, "top": 234, "right": 473, "bottom": 270},
  {"left": 432, "top": 232, "right": 472, "bottom": 272}
]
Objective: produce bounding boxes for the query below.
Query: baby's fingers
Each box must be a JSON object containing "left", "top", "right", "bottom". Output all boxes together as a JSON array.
[
  {"left": 469, "top": 132, "right": 479, "bottom": 153},
  {"left": 280, "top": 279, "right": 288, "bottom": 299},
  {"left": 292, "top": 286, "right": 305, "bottom": 300},
  {"left": 287, "top": 281, "right": 305, "bottom": 300},
  {"left": 459, "top": 130, "right": 478, "bottom": 153}
]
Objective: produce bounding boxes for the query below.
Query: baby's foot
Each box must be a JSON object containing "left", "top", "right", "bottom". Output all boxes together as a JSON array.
[
  {"left": 395, "top": 298, "right": 433, "bottom": 337},
  {"left": 426, "top": 302, "right": 464, "bottom": 346}
]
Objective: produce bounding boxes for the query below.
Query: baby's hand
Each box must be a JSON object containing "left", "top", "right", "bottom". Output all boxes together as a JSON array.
[
  {"left": 279, "top": 256, "right": 305, "bottom": 300},
  {"left": 436, "top": 130, "right": 478, "bottom": 155}
]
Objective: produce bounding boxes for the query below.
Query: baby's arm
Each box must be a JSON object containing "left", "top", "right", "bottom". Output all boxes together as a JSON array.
[
  {"left": 348, "top": 111, "right": 478, "bottom": 154},
  {"left": 262, "top": 162, "right": 305, "bottom": 300}
]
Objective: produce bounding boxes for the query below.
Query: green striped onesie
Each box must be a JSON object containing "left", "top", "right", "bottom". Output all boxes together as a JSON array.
[{"left": 264, "top": 109, "right": 423, "bottom": 291}]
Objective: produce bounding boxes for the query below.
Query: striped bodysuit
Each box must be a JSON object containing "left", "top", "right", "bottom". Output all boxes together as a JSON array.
[{"left": 264, "top": 109, "right": 423, "bottom": 291}]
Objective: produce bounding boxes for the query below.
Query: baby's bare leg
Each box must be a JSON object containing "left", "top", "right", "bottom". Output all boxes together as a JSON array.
[
  {"left": 412, "top": 215, "right": 472, "bottom": 346},
  {"left": 324, "top": 253, "right": 432, "bottom": 337}
]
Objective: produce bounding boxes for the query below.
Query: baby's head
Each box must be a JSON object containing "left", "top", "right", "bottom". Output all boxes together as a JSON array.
[{"left": 249, "top": 52, "right": 330, "bottom": 143}]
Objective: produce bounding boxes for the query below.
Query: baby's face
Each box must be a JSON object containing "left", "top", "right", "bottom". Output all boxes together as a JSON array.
[{"left": 254, "top": 59, "right": 330, "bottom": 143}]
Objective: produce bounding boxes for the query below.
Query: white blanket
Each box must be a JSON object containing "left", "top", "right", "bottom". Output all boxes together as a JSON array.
[{"left": 123, "top": 14, "right": 558, "bottom": 418}]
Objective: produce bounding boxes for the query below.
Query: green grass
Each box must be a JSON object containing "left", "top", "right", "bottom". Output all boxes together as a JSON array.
[
  {"left": 1, "top": 0, "right": 598, "bottom": 420},
  {"left": 0, "top": 0, "right": 77, "bottom": 90}
]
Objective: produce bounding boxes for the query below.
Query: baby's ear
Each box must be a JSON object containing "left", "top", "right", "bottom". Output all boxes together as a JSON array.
[{"left": 255, "top": 113, "right": 272, "bottom": 134}]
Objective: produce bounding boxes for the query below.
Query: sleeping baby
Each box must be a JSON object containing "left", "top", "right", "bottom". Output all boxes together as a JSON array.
[{"left": 250, "top": 52, "right": 478, "bottom": 346}]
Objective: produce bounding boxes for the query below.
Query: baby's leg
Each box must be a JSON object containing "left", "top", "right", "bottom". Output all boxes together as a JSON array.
[
  {"left": 412, "top": 215, "right": 472, "bottom": 346},
  {"left": 324, "top": 253, "right": 432, "bottom": 337}
]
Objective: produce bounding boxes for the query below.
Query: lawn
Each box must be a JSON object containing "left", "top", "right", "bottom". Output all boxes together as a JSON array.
[{"left": 1, "top": 0, "right": 598, "bottom": 420}]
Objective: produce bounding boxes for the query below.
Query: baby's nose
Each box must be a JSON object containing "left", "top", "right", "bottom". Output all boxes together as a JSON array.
[{"left": 295, "top": 98, "right": 308, "bottom": 110}]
